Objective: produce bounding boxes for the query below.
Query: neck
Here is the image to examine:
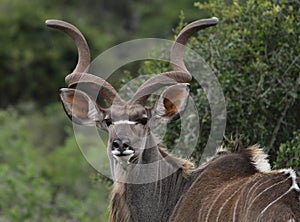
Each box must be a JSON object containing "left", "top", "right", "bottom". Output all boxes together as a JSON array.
[{"left": 109, "top": 145, "right": 194, "bottom": 222}]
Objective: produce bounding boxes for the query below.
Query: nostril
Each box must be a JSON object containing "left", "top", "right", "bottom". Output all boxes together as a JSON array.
[
  {"left": 112, "top": 138, "right": 130, "bottom": 151},
  {"left": 122, "top": 139, "right": 130, "bottom": 148},
  {"left": 112, "top": 140, "right": 121, "bottom": 149}
]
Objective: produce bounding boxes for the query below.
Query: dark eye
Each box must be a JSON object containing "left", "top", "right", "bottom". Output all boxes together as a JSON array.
[
  {"left": 104, "top": 119, "right": 112, "bottom": 127},
  {"left": 139, "top": 117, "right": 148, "bottom": 125}
]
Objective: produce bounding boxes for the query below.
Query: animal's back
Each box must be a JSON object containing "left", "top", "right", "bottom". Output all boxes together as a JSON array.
[{"left": 170, "top": 148, "right": 300, "bottom": 222}]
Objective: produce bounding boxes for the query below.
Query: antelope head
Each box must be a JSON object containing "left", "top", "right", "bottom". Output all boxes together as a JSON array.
[{"left": 46, "top": 18, "right": 218, "bottom": 180}]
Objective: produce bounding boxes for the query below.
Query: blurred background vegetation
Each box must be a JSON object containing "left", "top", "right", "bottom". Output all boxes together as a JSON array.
[{"left": 0, "top": 0, "right": 299, "bottom": 221}]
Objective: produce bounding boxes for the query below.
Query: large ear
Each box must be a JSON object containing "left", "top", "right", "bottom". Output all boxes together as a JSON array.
[
  {"left": 59, "top": 88, "right": 103, "bottom": 126},
  {"left": 153, "top": 83, "right": 189, "bottom": 121}
]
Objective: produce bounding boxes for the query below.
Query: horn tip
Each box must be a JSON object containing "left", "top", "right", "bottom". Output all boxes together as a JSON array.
[
  {"left": 45, "top": 19, "right": 67, "bottom": 28},
  {"left": 210, "top": 17, "right": 219, "bottom": 24},
  {"left": 45, "top": 19, "right": 56, "bottom": 26}
]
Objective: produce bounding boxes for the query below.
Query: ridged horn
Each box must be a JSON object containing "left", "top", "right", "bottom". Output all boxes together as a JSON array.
[
  {"left": 130, "top": 17, "right": 219, "bottom": 105},
  {"left": 46, "top": 19, "right": 123, "bottom": 105}
]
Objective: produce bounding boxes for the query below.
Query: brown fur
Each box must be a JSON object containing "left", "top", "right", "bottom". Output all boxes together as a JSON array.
[
  {"left": 170, "top": 148, "right": 300, "bottom": 221},
  {"left": 109, "top": 147, "right": 300, "bottom": 221},
  {"left": 110, "top": 183, "right": 131, "bottom": 222},
  {"left": 109, "top": 145, "right": 195, "bottom": 221}
]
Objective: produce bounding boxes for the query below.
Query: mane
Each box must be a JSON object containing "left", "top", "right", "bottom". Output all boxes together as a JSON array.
[
  {"left": 246, "top": 144, "right": 271, "bottom": 173},
  {"left": 158, "top": 144, "right": 271, "bottom": 178},
  {"left": 109, "top": 182, "right": 131, "bottom": 222},
  {"left": 158, "top": 145, "right": 194, "bottom": 177},
  {"left": 215, "top": 145, "right": 271, "bottom": 173}
]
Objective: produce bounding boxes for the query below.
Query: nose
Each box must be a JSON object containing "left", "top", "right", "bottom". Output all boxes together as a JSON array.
[{"left": 112, "top": 138, "right": 130, "bottom": 153}]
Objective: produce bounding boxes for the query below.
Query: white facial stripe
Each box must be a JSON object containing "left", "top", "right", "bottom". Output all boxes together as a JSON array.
[{"left": 113, "top": 120, "right": 137, "bottom": 125}]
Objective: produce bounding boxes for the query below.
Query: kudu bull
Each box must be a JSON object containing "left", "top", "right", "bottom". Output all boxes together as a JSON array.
[{"left": 46, "top": 17, "right": 300, "bottom": 221}]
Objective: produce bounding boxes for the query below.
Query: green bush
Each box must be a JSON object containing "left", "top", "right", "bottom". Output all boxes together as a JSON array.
[
  {"left": 0, "top": 108, "right": 110, "bottom": 221},
  {"left": 274, "top": 131, "right": 300, "bottom": 175},
  {"left": 0, "top": 163, "right": 52, "bottom": 222},
  {"left": 0, "top": 0, "right": 114, "bottom": 108},
  {"left": 139, "top": 0, "right": 300, "bottom": 165},
  {"left": 193, "top": 0, "right": 299, "bottom": 163}
]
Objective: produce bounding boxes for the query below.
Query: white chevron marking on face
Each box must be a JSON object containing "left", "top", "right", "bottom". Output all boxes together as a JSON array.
[{"left": 113, "top": 120, "right": 137, "bottom": 125}]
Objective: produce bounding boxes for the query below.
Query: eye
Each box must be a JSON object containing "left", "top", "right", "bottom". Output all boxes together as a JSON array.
[
  {"left": 104, "top": 119, "right": 112, "bottom": 127},
  {"left": 139, "top": 117, "right": 148, "bottom": 125}
]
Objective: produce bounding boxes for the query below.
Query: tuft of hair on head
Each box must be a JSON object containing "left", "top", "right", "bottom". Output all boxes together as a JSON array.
[{"left": 246, "top": 144, "right": 271, "bottom": 173}]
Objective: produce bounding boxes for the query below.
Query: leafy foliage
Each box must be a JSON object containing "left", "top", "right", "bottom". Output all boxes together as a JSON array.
[
  {"left": 193, "top": 0, "right": 300, "bottom": 162},
  {"left": 274, "top": 131, "right": 300, "bottom": 174},
  {"left": 0, "top": 0, "right": 115, "bottom": 108},
  {"left": 140, "top": 0, "right": 300, "bottom": 166},
  {"left": 0, "top": 108, "right": 110, "bottom": 221}
]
